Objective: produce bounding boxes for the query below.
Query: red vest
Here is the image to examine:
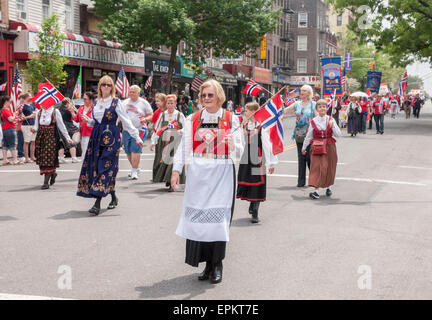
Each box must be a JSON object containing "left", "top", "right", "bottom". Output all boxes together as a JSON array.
[
  {"left": 192, "top": 109, "right": 232, "bottom": 155},
  {"left": 310, "top": 117, "right": 336, "bottom": 145}
]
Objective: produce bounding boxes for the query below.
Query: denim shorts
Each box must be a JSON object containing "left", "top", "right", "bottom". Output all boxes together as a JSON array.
[
  {"left": 122, "top": 129, "right": 144, "bottom": 154},
  {"left": 2, "top": 128, "right": 17, "bottom": 150}
]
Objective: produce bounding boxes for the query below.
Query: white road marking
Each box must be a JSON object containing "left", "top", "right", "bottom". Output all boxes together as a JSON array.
[
  {"left": 0, "top": 293, "right": 72, "bottom": 300},
  {"left": 271, "top": 174, "right": 427, "bottom": 186},
  {"left": 279, "top": 160, "right": 347, "bottom": 165},
  {"left": 0, "top": 169, "right": 152, "bottom": 173},
  {"left": 398, "top": 165, "right": 432, "bottom": 170}
]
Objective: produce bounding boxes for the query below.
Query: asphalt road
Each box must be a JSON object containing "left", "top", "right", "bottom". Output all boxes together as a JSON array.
[{"left": 1, "top": 103, "right": 431, "bottom": 300}]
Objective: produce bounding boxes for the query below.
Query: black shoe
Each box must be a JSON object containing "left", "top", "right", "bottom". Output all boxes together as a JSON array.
[
  {"left": 376, "top": 131, "right": 380, "bottom": 134},
  {"left": 107, "top": 196, "right": 118, "bottom": 209},
  {"left": 49, "top": 173, "right": 57, "bottom": 186},
  {"left": 198, "top": 262, "right": 212, "bottom": 281},
  {"left": 89, "top": 206, "right": 100, "bottom": 215},
  {"left": 380, "top": 131, "right": 384, "bottom": 134},
  {"left": 248, "top": 202, "right": 253, "bottom": 215},
  {"left": 297, "top": 183, "right": 305, "bottom": 188},
  {"left": 167, "top": 187, "right": 174, "bottom": 192},
  {"left": 251, "top": 211, "right": 259, "bottom": 223},
  {"left": 210, "top": 262, "right": 223, "bottom": 284},
  {"left": 41, "top": 184, "right": 49, "bottom": 190},
  {"left": 326, "top": 188, "right": 332, "bottom": 197},
  {"left": 309, "top": 191, "right": 319, "bottom": 199}
]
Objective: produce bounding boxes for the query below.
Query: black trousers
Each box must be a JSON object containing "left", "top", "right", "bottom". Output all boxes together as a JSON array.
[
  {"left": 296, "top": 142, "right": 311, "bottom": 186},
  {"left": 413, "top": 107, "right": 420, "bottom": 118}
]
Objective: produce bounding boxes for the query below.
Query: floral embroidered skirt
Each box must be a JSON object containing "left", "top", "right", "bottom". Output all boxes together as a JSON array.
[
  {"left": 77, "top": 123, "right": 121, "bottom": 198},
  {"left": 35, "top": 125, "right": 60, "bottom": 175}
]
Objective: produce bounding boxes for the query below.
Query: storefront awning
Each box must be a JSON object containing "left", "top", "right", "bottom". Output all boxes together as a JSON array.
[{"left": 206, "top": 67, "right": 238, "bottom": 86}]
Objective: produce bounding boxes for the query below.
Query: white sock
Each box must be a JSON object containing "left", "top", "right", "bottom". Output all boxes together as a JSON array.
[
  {"left": 131, "top": 168, "right": 137, "bottom": 175},
  {"left": 327, "top": 186, "right": 332, "bottom": 191},
  {"left": 314, "top": 188, "right": 319, "bottom": 193}
]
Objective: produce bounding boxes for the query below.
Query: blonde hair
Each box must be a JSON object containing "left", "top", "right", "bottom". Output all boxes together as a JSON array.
[
  {"left": 97, "top": 75, "right": 116, "bottom": 100},
  {"left": 300, "top": 85, "right": 313, "bottom": 100},
  {"left": 245, "top": 102, "right": 259, "bottom": 112},
  {"left": 199, "top": 79, "right": 226, "bottom": 106},
  {"left": 155, "top": 93, "right": 167, "bottom": 103},
  {"left": 166, "top": 94, "right": 177, "bottom": 102},
  {"left": 316, "top": 99, "right": 327, "bottom": 107}
]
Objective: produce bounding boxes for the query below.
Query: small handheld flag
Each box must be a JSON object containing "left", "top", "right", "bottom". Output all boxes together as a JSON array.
[
  {"left": 0, "top": 82, "right": 7, "bottom": 91},
  {"left": 115, "top": 66, "right": 130, "bottom": 99},
  {"left": 30, "top": 81, "right": 65, "bottom": 110},
  {"left": 73, "top": 66, "right": 82, "bottom": 99},
  {"left": 242, "top": 80, "right": 264, "bottom": 97}
]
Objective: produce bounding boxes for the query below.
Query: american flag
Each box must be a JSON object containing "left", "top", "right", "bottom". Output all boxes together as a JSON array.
[
  {"left": 11, "top": 65, "right": 23, "bottom": 113},
  {"left": 144, "top": 72, "right": 153, "bottom": 90},
  {"left": 191, "top": 74, "right": 205, "bottom": 92},
  {"left": 115, "top": 66, "right": 130, "bottom": 99}
]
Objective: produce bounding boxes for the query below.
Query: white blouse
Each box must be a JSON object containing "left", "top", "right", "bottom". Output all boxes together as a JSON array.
[
  {"left": 87, "top": 97, "right": 141, "bottom": 142},
  {"left": 173, "top": 108, "right": 244, "bottom": 174},
  {"left": 244, "top": 121, "right": 278, "bottom": 169},
  {"left": 33, "top": 108, "right": 71, "bottom": 141},
  {"left": 302, "top": 115, "right": 341, "bottom": 151},
  {"left": 151, "top": 109, "right": 186, "bottom": 145}
]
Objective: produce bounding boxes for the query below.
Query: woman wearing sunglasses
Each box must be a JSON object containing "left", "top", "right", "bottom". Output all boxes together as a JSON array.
[
  {"left": 171, "top": 79, "right": 244, "bottom": 284},
  {"left": 77, "top": 75, "right": 145, "bottom": 215}
]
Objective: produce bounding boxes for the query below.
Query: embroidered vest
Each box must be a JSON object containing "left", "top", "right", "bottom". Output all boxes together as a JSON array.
[
  {"left": 310, "top": 116, "right": 336, "bottom": 145},
  {"left": 192, "top": 109, "right": 232, "bottom": 155}
]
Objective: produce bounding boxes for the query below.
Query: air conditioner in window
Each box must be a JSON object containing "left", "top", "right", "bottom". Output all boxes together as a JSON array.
[{"left": 18, "top": 11, "right": 27, "bottom": 20}]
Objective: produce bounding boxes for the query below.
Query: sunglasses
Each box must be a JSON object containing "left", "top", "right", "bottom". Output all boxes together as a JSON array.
[
  {"left": 200, "top": 93, "right": 214, "bottom": 99},
  {"left": 101, "top": 83, "right": 112, "bottom": 87}
]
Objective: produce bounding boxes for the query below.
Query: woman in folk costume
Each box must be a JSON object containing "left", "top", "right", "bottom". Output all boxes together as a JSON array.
[
  {"left": 171, "top": 79, "right": 243, "bottom": 284},
  {"left": 347, "top": 96, "right": 362, "bottom": 137},
  {"left": 77, "top": 75, "right": 144, "bottom": 215},
  {"left": 236, "top": 102, "right": 278, "bottom": 223},
  {"left": 31, "top": 99, "right": 74, "bottom": 189},
  {"left": 302, "top": 99, "right": 341, "bottom": 200},
  {"left": 151, "top": 94, "right": 186, "bottom": 192}
]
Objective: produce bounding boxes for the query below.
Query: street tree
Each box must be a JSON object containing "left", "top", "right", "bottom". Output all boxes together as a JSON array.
[
  {"left": 94, "top": 0, "right": 280, "bottom": 93},
  {"left": 328, "top": 0, "right": 432, "bottom": 67},
  {"left": 26, "top": 14, "right": 69, "bottom": 93}
]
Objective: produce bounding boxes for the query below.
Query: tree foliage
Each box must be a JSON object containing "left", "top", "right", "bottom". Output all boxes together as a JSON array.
[
  {"left": 26, "top": 14, "right": 69, "bottom": 93},
  {"left": 328, "top": 0, "right": 432, "bottom": 67},
  {"left": 94, "top": 0, "right": 280, "bottom": 92},
  {"left": 406, "top": 75, "right": 424, "bottom": 91}
]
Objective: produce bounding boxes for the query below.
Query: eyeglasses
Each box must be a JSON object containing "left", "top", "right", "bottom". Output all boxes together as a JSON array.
[
  {"left": 200, "top": 93, "right": 214, "bottom": 99},
  {"left": 101, "top": 83, "right": 112, "bottom": 87}
]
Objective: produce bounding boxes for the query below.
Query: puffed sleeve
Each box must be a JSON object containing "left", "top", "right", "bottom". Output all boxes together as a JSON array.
[
  {"left": 173, "top": 115, "right": 193, "bottom": 174},
  {"left": 261, "top": 128, "right": 278, "bottom": 169},
  {"left": 331, "top": 118, "right": 342, "bottom": 137},
  {"left": 116, "top": 99, "right": 142, "bottom": 143},
  {"left": 55, "top": 109, "right": 71, "bottom": 140},
  {"left": 230, "top": 114, "right": 244, "bottom": 161}
]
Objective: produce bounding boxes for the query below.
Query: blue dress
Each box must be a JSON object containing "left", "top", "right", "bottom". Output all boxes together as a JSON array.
[{"left": 77, "top": 98, "right": 121, "bottom": 198}]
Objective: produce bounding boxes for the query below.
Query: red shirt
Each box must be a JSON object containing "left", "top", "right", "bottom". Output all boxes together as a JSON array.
[
  {"left": 72, "top": 105, "right": 93, "bottom": 137},
  {"left": 151, "top": 108, "right": 162, "bottom": 125},
  {"left": 373, "top": 100, "right": 386, "bottom": 114},
  {"left": 360, "top": 101, "right": 370, "bottom": 113},
  {"left": 1, "top": 108, "right": 16, "bottom": 130}
]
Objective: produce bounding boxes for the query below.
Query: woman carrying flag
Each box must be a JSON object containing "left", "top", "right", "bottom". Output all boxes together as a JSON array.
[
  {"left": 150, "top": 94, "right": 185, "bottom": 191},
  {"left": 76, "top": 75, "right": 144, "bottom": 215}
]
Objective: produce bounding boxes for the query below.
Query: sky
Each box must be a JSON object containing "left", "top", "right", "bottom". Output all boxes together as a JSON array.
[{"left": 407, "top": 62, "right": 432, "bottom": 96}]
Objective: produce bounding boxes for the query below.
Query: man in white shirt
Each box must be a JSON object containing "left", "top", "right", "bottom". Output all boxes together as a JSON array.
[{"left": 122, "top": 85, "right": 153, "bottom": 179}]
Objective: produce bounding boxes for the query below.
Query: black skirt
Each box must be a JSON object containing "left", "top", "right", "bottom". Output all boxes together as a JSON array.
[{"left": 184, "top": 164, "right": 236, "bottom": 267}]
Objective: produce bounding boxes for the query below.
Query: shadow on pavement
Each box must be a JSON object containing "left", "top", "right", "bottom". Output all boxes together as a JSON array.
[
  {"left": 49, "top": 210, "right": 120, "bottom": 220},
  {"left": 231, "top": 217, "right": 261, "bottom": 227},
  {"left": 7, "top": 185, "right": 45, "bottom": 192},
  {"left": 135, "top": 274, "right": 215, "bottom": 300},
  {"left": 277, "top": 186, "right": 304, "bottom": 191},
  {"left": 290, "top": 195, "right": 370, "bottom": 206},
  {"left": 0, "top": 216, "right": 18, "bottom": 221}
]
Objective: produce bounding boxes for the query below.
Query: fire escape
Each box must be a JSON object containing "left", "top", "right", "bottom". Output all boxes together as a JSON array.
[{"left": 279, "top": 0, "right": 295, "bottom": 74}]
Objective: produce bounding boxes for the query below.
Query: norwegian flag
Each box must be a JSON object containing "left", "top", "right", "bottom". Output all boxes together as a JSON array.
[
  {"left": 191, "top": 74, "right": 205, "bottom": 92},
  {"left": 115, "top": 66, "right": 130, "bottom": 99},
  {"left": 284, "top": 96, "right": 295, "bottom": 106},
  {"left": 156, "top": 120, "right": 179, "bottom": 136},
  {"left": 145, "top": 72, "right": 153, "bottom": 90},
  {"left": 287, "top": 88, "right": 300, "bottom": 98},
  {"left": 30, "top": 81, "right": 64, "bottom": 110},
  {"left": 327, "top": 89, "right": 337, "bottom": 110},
  {"left": 389, "top": 90, "right": 394, "bottom": 100},
  {"left": 399, "top": 71, "right": 408, "bottom": 95},
  {"left": 234, "top": 106, "right": 243, "bottom": 122},
  {"left": 0, "top": 82, "right": 7, "bottom": 91},
  {"left": 254, "top": 93, "right": 284, "bottom": 155},
  {"left": 136, "top": 126, "right": 148, "bottom": 145},
  {"left": 10, "top": 65, "right": 23, "bottom": 113},
  {"left": 242, "top": 80, "right": 264, "bottom": 97}
]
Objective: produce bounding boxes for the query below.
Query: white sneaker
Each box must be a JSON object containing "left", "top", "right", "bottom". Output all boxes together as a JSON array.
[
  {"left": 71, "top": 157, "right": 79, "bottom": 163},
  {"left": 18, "top": 157, "right": 26, "bottom": 162},
  {"left": 131, "top": 171, "right": 138, "bottom": 180},
  {"left": 58, "top": 157, "right": 67, "bottom": 164}
]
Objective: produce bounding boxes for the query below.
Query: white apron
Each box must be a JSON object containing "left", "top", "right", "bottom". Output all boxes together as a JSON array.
[{"left": 175, "top": 157, "right": 234, "bottom": 242}]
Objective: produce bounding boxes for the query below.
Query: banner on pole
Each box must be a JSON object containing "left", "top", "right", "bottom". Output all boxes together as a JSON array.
[
  {"left": 321, "top": 57, "right": 342, "bottom": 96},
  {"left": 366, "top": 71, "right": 382, "bottom": 94},
  {"left": 344, "top": 52, "right": 352, "bottom": 72}
]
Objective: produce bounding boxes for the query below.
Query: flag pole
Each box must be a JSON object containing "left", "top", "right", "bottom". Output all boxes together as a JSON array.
[{"left": 259, "top": 85, "right": 287, "bottom": 109}]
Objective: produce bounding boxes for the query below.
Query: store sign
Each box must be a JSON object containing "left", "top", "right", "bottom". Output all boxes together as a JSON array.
[
  {"left": 93, "top": 69, "right": 102, "bottom": 77},
  {"left": 180, "top": 57, "right": 204, "bottom": 78},
  {"left": 28, "top": 32, "right": 145, "bottom": 68},
  {"left": 290, "top": 75, "right": 321, "bottom": 85},
  {"left": 219, "top": 55, "right": 243, "bottom": 62},
  {"left": 254, "top": 67, "right": 271, "bottom": 84},
  {"left": 145, "top": 56, "right": 181, "bottom": 76},
  {"left": 260, "top": 36, "right": 267, "bottom": 60}
]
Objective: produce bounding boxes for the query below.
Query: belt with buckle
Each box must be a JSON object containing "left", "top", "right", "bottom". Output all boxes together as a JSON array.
[{"left": 193, "top": 153, "right": 229, "bottom": 159}]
